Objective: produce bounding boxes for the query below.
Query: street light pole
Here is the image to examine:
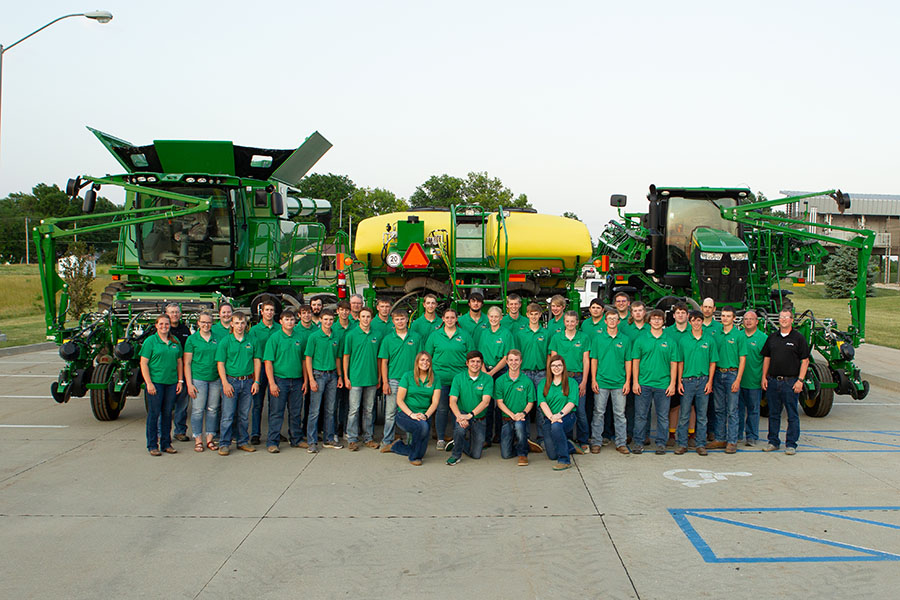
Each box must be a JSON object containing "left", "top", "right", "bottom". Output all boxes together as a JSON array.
[{"left": 0, "top": 10, "right": 113, "bottom": 162}]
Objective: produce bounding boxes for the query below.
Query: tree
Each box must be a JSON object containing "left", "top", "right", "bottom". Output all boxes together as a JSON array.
[
  {"left": 60, "top": 241, "right": 96, "bottom": 318},
  {"left": 409, "top": 172, "right": 532, "bottom": 211},
  {"left": 295, "top": 173, "right": 357, "bottom": 235},
  {"left": 344, "top": 187, "right": 408, "bottom": 238},
  {"left": 822, "top": 246, "right": 877, "bottom": 298},
  {"left": 562, "top": 211, "right": 581, "bottom": 221}
]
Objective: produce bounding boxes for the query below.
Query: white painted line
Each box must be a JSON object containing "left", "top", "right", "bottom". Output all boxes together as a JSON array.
[
  {"left": 834, "top": 403, "right": 900, "bottom": 406},
  {"left": 0, "top": 374, "right": 58, "bottom": 378},
  {"left": 0, "top": 424, "right": 68, "bottom": 428},
  {"left": 0, "top": 361, "right": 62, "bottom": 365},
  {"left": 0, "top": 395, "right": 54, "bottom": 399}
]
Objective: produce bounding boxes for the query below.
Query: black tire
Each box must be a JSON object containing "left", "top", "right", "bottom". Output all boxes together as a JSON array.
[
  {"left": 97, "top": 282, "right": 125, "bottom": 312},
  {"left": 801, "top": 361, "right": 834, "bottom": 418},
  {"left": 90, "top": 362, "right": 123, "bottom": 421}
]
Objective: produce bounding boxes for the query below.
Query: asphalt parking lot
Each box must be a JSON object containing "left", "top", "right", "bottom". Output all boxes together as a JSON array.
[{"left": 1, "top": 348, "right": 899, "bottom": 599}]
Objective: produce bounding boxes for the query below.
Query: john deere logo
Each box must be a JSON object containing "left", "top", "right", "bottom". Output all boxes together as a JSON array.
[
  {"left": 175, "top": 275, "right": 185, "bottom": 283},
  {"left": 721, "top": 267, "right": 731, "bottom": 276}
]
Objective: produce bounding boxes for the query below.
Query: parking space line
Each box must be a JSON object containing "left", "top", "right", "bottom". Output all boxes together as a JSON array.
[{"left": 0, "top": 424, "right": 68, "bottom": 428}]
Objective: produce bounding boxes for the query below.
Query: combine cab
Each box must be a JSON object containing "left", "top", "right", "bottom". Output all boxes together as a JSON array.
[
  {"left": 595, "top": 186, "right": 875, "bottom": 417},
  {"left": 35, "top": 129, "right": 353, "bottom": 420}
]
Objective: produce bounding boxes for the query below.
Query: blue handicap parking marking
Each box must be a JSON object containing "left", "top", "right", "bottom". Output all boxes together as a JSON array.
[
  {"left": 791, "top": 430, "right": 900, "bottom": 453},
  {"left": 671, "top": 506, "right": 900, "bottom": 563}
]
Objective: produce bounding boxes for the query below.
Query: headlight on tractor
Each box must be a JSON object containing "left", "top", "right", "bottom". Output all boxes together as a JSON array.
[
  {"left": 700, "top": 252, "right": 723, "bottom": 261},
  {"left": 731, "top": 253, "right": 748, "bottom": 261}
]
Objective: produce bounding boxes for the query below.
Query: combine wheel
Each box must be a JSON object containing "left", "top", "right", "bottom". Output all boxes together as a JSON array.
[
  {"left": 90, "top": 363, "right": 123, "bottom": 421},
  {"left": 801, "top": 362, "right": 834, "bottom": 418},
  {"left": 97, "top": 282, "right": 125, "bottom": 312}
]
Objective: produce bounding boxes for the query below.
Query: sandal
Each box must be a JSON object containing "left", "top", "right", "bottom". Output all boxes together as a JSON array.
[
  {"left": 194, "top": 439, "right": 204, "bottom": 452},
  {"left": 206, "top": 439, "right": 218, "bottom": 451}
]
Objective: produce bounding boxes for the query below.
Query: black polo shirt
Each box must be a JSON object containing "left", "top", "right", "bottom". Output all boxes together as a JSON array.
[{"left": 761, "top": 329, "right": 809, "bottom": 377}]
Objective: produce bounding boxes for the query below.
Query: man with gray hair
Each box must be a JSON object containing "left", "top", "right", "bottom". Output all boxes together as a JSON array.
[
  {"left": 164, "top": 303, "right": 192, "bottom": 442},
  {"left": 739, "top": 309, "right": 767, "bottom": 447}
]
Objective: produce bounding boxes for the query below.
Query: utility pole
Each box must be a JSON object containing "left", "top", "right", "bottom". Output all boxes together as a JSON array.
[{"left": 24, "top": 216, "right": 28, "bottom": 264}]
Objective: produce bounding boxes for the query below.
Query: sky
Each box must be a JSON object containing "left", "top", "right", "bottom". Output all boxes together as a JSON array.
[{"left": 1, "top": 1, "right": 898, "bottom": 237}]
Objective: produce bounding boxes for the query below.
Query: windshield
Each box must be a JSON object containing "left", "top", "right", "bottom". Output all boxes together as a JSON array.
[
  {"left": 666, "top": 196, "right": 738, "bottom": 272},
  {"left": 136, "top": 187, "right": 232, "bottom": 269}
]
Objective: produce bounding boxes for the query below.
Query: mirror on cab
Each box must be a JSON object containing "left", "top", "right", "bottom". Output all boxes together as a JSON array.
[{"left": 610, "top": 194, "right": 627, "bottom": 207}]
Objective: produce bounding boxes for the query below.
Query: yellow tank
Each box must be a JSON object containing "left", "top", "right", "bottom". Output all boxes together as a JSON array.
[{"left": 354, "top": 209, "right": 592, "bottom": 270}]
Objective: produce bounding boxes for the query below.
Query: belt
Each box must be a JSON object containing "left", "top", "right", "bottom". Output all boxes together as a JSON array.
[
  {"left": 229, "top": 374, "right": 254, "bottom": 380},
  {"left": 717, "top": 368, "right": 738, "bottom": 372},
  {"left": 682, "top": 375, "right": 706, "bottom": 381},
  {"left": 770, "top": 375, "right": 796, "bottom": 381}
]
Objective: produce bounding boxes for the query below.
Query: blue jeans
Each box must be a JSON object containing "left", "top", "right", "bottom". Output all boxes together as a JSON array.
[
  {"left": 251, "top": 376, "right": 269, "bottom": 438},
  {"left": 220, "top": 377, "right": 252, "bottom": 447},
  {"left": 500, "top": 418, "right": 529, "bottom": 458},
  {"left": 524, "top": 370, "right": 546, "bottom": 442},
  {"left": 571, "top": 372, "right": 589, "bottom": 444},
  {"left": 434, "top": 384, "right": 452, "bottom": 442},
  {"left": 173, "top": 386, "right": 189, "bottom": 436},
  {"left": 308, "top": 370, "right": 338, "bottom": 445},
  {"left": 713, "top": 370, "right": 741, "bottom": 444},
  {"left": 635, "top": 385, "right": 670, "bottom": 448},
  {"left": 190, "top": 378, "right": 222, "bottom": 439},
  {"left": 348, "top": 385, "right": 377, "bottom": 443},
  {"left": 739, "top": 387, "right": 762, "bottom": 442},
  {"left": 677, "top": 376, "right": 709, "bottom": 448},
  {"left": 270, "top": 376, "right": 304, "bottom": 447},
  {"left": 766, "top": 377, "right": 800, "bottom": 449},
  {"left": 146, "top": 382, "right": 176, "bottom": 451},
  {"left": 485, "top": 367, "right": 508, "bottom": 443},
  {"left": 592, "top": 388, "right": 626, "bottom": 448},
  {"left": 451, "top": 417, "right": 486, "bottom": 459},
  {"left": 541, "top": 412, "right": 576, "bottom": 464},
  {"left": 392, "top": 411, "right": 430, "bottom": 462},
  {"left": 382, "top": 378, "right": 400, "bottom": 445}
]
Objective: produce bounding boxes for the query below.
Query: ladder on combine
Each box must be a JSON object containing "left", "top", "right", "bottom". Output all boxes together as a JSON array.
[{"left": 448, "top": 205, "right": 510, "bottom": 309}]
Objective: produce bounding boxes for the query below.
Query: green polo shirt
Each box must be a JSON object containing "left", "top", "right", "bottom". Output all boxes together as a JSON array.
[
  {"left": 211, "top": 321, "right": 231, "bottom": 341},
  {"left": 517, "top": 325, "right": 550, "bottom": 371},
  {"left": 580, "top": 317, "right": 606, "bottom": 340},
  {"left": 458, "top": 312, "right": 489, "bottom": 344},
  {"left": 378, "top": 330, "right": 423, "bottom": 380},
  {"left": 424, "top": 328, "right": 474, "bottom": 384},
  {"left": 295, "top": 322, "right": 318, "bottom": 350},
  {"left": 547, "top": 315, "right": 566, "bottom": 338},
  {"left": 370, "top": 316, "right": 394, "bottom": 339},
  {"left": 140, "top": 333, "right": 182, "bottom": 385},
  {"left": 740, "top": 329, "right": 768, "bottom": 390},
  {"left": 716, "top": 326, "right": 747, "bottom": 369},
  {"left": 675, "top": 331, "right": 719, "bottom": 379},
  {"left": 477, "top": 326, "right": 515, "bottom": 368},
  {"left": 249, "top": 321, "right": 277, "bottom": 359},
  {"left": 703, "top": 320, "right": 724, "bottom": 337},
  {"left": 590, "top": 331, "right": 632, "bottom": 389},
  {"left": 263, "top": 328, "right": 306, "bottom": 379},
  {"left": 343, "top": 327, "right": 383, "bottom": 387},
  {"left": 398, "top": 371, "right": 441, "bottom": 413},
  {"left": 501, "top": 314, "right": 529, "bottom": 337},
  {"left": 333, "top": 319, "right": 355, "bottom": 346},
  {"left": 449, "top": 371, "right": 493, "bottom": 418},
  {"left": 304, "top": 328, "right": 341, "bottom": 372},
  {"left": 665, "top": 325, "right": 691, "bottom": 343},
  {"left": 494, "top": 372, "right": 536, "bottom": 414},
  {"left": 632, "top": 330, "right": 677, "bottom": 388},
  {"left": 620, "top": 321, "right": 649, "bottom": 341},
  {"left": 538, "top": 377, "right": 579, "bottom": 413},
  {"left": 215, "top": 334, "right": 256, "bottom": 378},
  {"left": 184, "top": 331, "right": 219, "bottom": 382},
  {"left": 410, "top": 315, "right": 442, "bottom": 340},
  {"left": 548, "top": 330, "right": 590, "bottom": 374}
]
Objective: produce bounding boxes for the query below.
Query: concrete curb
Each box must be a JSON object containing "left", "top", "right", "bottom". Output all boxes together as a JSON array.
[
  {"left": 0, "top": 342, "right": 56, "bottom": 358},
  {"left": 860, "top": 372, "right": 900, "bottom": 393}
]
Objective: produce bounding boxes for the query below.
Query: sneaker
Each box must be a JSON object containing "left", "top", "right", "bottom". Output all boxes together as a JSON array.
[
  {"left": 364, "top": 441, "right": 380, "bottom": 449},
  {"left": 250, "top": 435, "right": 261, "bottom": 446},
  {"left": 631, "top": 445, "right": 644, "bottom": 455},
  {"left": 348, "top": 442, "right": 359, "bottom": 451},
  {"left": 436, "top": 440, "right": 447, "bottom": 451},
  {"left": 696, "top": 446, "right": 708, "bottom": 456},
  {"left": 553, "top": 462, "right": 573, "bottom": 471},
  {"left": 323, "top": 439, "right": 343, "bottom": 449},
  {"left": 785, "top": 446, "right": 797, "bottom": 455},
  {"left": 444, "top": 440, "right": 455, "bottom": 453},
  {"left": 674, "top": 446, "right": 687, "bottom": 455},
  {"left": 655, "top": 445, "right": 666, "bottom": 455},
  {"left": 590, "top": 445, "right": 601, "bottom": 454},
  {"left": 237, "top": 444, "right": 256, "bottom": 453},
  {"left": 725, "top": 443, "right": 737, "bottom": 454},
  {"left": 446, "top": 455, "right": 461, "bottom": 466},
  {"left": 616, "top": 445, "right": 630, "bottom": 455},
  {"left": 307, "top": 444, "right": 318, "bottom": 454},
  {"left": 517, "top": 456, "right": 529, "bottom": 466},
  {"left": 527, "top": 439, "right": 544, "bottom": 453},
  {"left": 218, "top": 445, "right": 231, "bottom": 456},
  {"left": 380, "top": 440, "right": 396, "bottom": 453},
  {"left": 744, "top": 439, "right": 756, "bottom": 448},
  {"left": 267, "top": 446, "right": 280, "bottom": 454},
  {"left": 763, "top": 444, "right": 778, "bottom": 452}
]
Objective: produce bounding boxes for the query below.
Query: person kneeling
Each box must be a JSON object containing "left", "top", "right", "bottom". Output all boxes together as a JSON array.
[
  {"left": 540, "top": 355, "right": 580, "bottom": 471},
  {"left": 496, "top": 349, "right": 536, "bottom": 466},
  {"left": 384, "top": 352, "right": 441, "bottom": 465},
  {"left": 446, "top": 351, "right": 493, "bottom": 466}
]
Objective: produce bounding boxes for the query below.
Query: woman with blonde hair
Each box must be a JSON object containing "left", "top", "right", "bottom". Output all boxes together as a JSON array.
[
  {"left": 539, "top": 355, "right": 581, "bottom": 470},
  {"left": 383, "top": 352, "right": 441, "bottom": 465}
]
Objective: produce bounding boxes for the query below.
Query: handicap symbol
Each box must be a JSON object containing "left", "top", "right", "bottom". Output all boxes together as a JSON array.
[{"left": 664, "top": 468, "right": 752, "bottom": 488}]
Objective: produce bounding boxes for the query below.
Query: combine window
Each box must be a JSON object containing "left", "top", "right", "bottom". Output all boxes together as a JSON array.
[
  {"left": 666, "top": 197, "right": 737, "bottom": 272},
  {"left": 136, "top": 187, "right": 233, "bottom": 269}
]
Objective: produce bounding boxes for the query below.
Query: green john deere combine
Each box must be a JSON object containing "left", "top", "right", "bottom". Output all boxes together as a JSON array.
[
  {"left": 595, "top": 186, "right": 875, "bottom": 417},
  {"left": 35, "top": 128, "right": 353, "bottom": 421}
]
